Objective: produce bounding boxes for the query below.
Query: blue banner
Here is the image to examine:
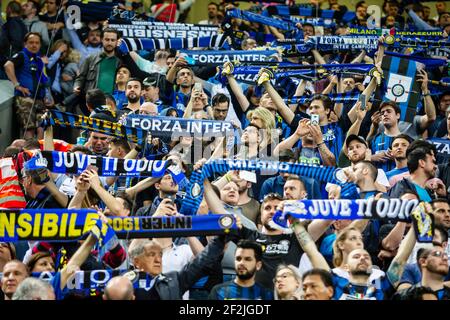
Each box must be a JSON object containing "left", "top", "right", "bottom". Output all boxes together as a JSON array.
[
  {"left": 125, "top": 115, "right": 235, "bottom": 138},
  {"left": 179, "top": 50, "right": 278, "bottom": 65},
  {"left": 32, "top": 269, "right": 154, "bottom": 294},
  {"left": 273, "top": 199, "right": 420, "bottom": 228},
  {"left": 39, "top": 151, "right": 169, "bottom": 177}
]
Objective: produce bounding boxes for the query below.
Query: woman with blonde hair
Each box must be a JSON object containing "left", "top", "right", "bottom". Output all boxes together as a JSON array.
[
  {"left": 246, "top": 106, "right": 276, "bottom": 158},
  {"left": 332, "top": 226, "right": 385, "bottom": 281},
  {"left": 273, "top": 264, "right": 302, "bottom": 300}
]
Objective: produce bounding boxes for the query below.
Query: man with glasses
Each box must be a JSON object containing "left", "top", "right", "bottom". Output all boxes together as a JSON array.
[
  {"left": 398, "top": 225, "right": 449, "bottom": 292},
  {"left": 395, "top": 244, "right": 450, "bottom": 300},
  {"left": 209, "top": 240, "right": 273, "bottom": 300}
]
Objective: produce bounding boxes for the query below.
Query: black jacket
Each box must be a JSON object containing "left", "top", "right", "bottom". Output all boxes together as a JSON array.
[{"left": 138, "top": 236, "right": 226, "bottom": 300}]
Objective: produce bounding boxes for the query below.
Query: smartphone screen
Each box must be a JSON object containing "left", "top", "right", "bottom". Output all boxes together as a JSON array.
[{"left": 359, "top": 94, "right": 366, "bottom": 110}]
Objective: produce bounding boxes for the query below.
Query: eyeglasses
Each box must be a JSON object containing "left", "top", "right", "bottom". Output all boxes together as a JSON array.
[{"left": 430, "top": 251, "right": 447, "bottom": 258}]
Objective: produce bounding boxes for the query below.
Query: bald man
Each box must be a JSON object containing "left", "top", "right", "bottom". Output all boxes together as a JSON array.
[
  {"left": 103, "top": 276, "right": 135, "bottom": 300},
  {"left": 139, "top": 102, "right": 158, "bottom": 116}
]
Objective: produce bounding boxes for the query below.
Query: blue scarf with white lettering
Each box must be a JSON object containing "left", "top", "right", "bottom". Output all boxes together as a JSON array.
[
  {"left": 178, "top": 49, "right": 278, "bottom": 66},
  {"left": 285, "top": 92, "right": 360, "bottom": 105},
  {"left": 272, "top": 199, "right": 432, "bottom": 242},
  {"left": 33, "top": 269, "right": 154, "bottom": 298},
  {"left": 125, "top": 115, "right": 235, "bottom": 138},
  {"left": 226, "top": 8, "right": 296, "bottom": 31},
  {"left": 179, "top": 160, "right": 359, "bottom": 216},
  {"left": 118, "top": 34, "right": 228, "bottom": 53},
  {"left": 35, "top": 150, "right": 169, "bottom": 178}
]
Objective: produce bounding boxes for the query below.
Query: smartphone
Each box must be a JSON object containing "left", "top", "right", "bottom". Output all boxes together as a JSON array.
[
  {"left": 165, "top": 194, "right": 176, "bottom": 204},
  {"left": 310, "top": 114, "right": 320, "bottom": 126},
  {"left": 359, "top": 94, "right": 366, "bottom": 111},
  {"left": 193, "top": 82, "right": 202, "bottom": 92}
]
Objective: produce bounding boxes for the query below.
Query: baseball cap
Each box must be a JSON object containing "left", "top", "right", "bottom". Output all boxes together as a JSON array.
[{"left": 345, "top": 134, "right": 368, "bottom": 148}]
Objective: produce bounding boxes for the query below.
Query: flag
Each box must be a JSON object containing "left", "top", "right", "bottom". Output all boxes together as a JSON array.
[
  {"left": 381, "top": 54, "right": 421, "bottom": 123},
  {"left": 0, "top": 158, "right": 26, "bottom": 209}
]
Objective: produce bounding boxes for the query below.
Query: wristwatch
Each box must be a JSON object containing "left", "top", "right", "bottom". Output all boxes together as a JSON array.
[{"left": 13, "top": 82, "right": 20, "bottom": 88}]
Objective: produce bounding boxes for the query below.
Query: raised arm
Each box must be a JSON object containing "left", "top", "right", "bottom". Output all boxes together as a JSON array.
[
  {"left": 60, "top": 233, "right": 97, "bottom": 289},
  {"left": 381, "top": 222, "right": 407, "bottom": 253},
  {"left": 386, "top": 226, "right": 416, "bottom": 288},
  {"left": 43, "top": 175, "right": 69, "bottom": 207},
  {"left": 416, "top": 69, "right": 436, "bottom": 131},
  {"left": 125, "top": 176, "right": 159, "bottom": 199},
  {"left": 347, "top": 77, "right": 377, "bottom": 123},
  {"left": 222, "top": 62, "right": 251, "bottom": 112},
  {"left": 350, "top": 49, "right": 367, "bottom": 64},
  {"left": 311, "top": 49, "right": 326, "bottom": 65},
  {"left": 68, "top": 178, "right": 90, "bottom": 209},
  {"left": 83, "top": 169, "right": 123, "bottom": 215},
  {"left": 293, "top": 220, "right": 330, "bottom": 271},
  {"left": 262, "top": 75, "right": 295, "bottom": 125},
  {"left": 308, "top": 219, "right": 334, "bottom": 242},
  {"left": 204, "top": 178, "right": 226, "bottom": 214},
  {"left": 273, "top": 119, "right": 308, "bottom": 156},
  {"left": 343, "top": 101, "right": 366, "bottom": 157}
]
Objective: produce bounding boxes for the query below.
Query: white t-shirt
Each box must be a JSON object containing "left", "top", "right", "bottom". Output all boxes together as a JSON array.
[{"left": 162, "top": 243, "right": 194, "bottom": 300}]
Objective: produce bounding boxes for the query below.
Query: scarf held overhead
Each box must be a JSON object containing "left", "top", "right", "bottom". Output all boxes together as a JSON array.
[
  {"left": 108, "top": 21, "right": 218, "bottom": 39},
  {"left": 125, "top": 115, "right": 235, "bottom": 138},
  {"left": 179, "top": 49, "right": 279, "bottom": 65},
  {"left": 273, "top": 199, "right": 432, "bottom": 242},
  {"left": 180, "top": 160, "right": 359, "bottom": 216},
  {"left": 37, "top": 151, "right": 169, "bottom": 177},
  {"left": 46, "top": 110, "right": 147, "bottom": 145},
  {"left": 0, "top": 209, "right": 237, "bottom": 241},
  {"left": 33, "top": 269, "right": 155, "bottom": 294},
  {"left": 119, "top": 34, "right": 228, "bottom": 53}
]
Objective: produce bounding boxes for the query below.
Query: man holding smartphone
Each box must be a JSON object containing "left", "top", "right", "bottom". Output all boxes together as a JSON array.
[{"left": 135, "top": 173, "right": 181, "bottom": 217}]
